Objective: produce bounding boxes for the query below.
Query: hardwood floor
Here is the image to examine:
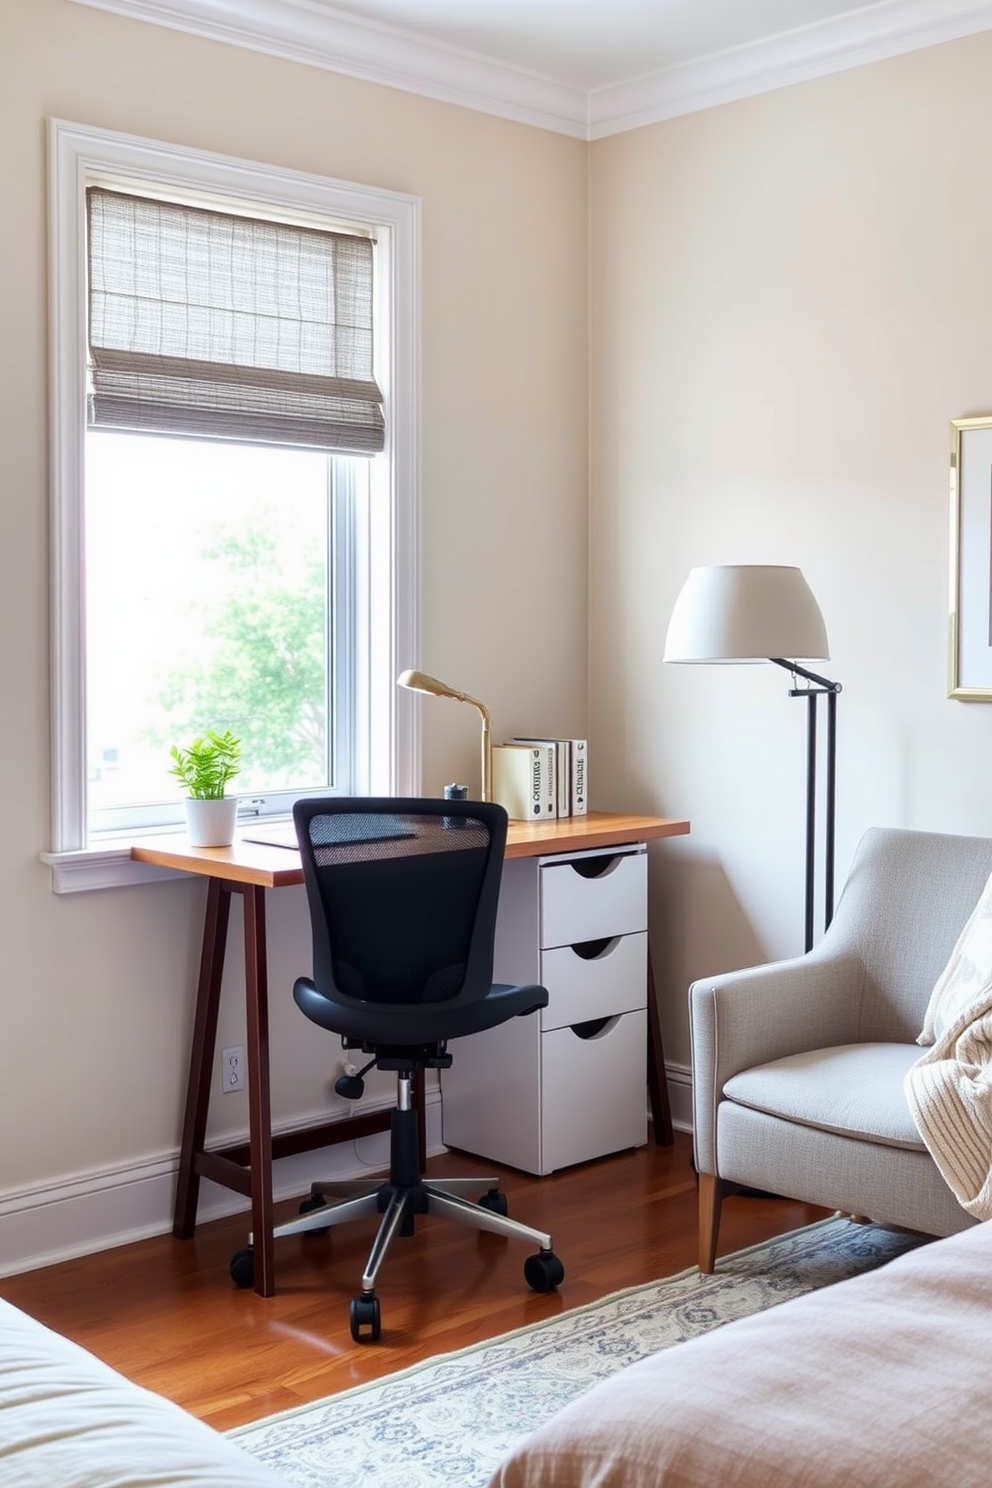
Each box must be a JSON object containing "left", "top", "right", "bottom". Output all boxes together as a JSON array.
[{"left": 0, "top": 1132, "right": 826, "bottom": 1432}]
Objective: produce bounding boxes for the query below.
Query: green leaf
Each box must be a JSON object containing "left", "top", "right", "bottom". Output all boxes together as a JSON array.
[{"left": 168, "top": 729, "right": 241, "bottom": 799}]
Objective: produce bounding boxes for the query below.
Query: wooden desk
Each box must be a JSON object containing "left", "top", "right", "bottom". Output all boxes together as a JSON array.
[{"left": 132, "top": 810, "right": 689, "bottom": 1296}]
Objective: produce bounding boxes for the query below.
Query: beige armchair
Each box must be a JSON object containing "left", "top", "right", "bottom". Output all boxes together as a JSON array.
[{"left": 690, "top": 826, "right": 991, "bottom": 1272}]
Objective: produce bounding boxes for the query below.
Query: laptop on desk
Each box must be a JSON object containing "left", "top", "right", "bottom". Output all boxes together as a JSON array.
[{"left": 242, "top": 814, "right": 416, "bottom": 850}]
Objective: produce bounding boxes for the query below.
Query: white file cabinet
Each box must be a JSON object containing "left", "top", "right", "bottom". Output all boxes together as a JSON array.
[{"left": 441, "top": 843, "right": 649, "bottom": 1175}]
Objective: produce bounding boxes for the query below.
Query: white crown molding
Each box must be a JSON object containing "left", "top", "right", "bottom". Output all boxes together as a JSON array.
[
  {"left": 588, "top": 0, "right": 992, "bottom": 138},
  {"left": 68, "top": 0, "right": 992, "bottom": 140},
  {"left": 66, "top": 0, "right": 590, "bottom": 139}
]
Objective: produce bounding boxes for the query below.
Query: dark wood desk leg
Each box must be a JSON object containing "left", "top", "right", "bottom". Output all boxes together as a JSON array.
[
  {"left": 646, "top": 946, "right": 674, "bottom": 1146},
  {"left": 174, "top": 879, "right": 232, "bottom": 1239},
  {"left": 243, "top": 884, "right": 275, "bottom": 1297}
]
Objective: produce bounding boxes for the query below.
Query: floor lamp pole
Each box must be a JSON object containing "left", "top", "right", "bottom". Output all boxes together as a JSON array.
[
  {"left": 825, "top": 684, "right": 837, "bottom": 929},
  {"left": 771, "top": 658, "right": 841, "bottom": 954}
]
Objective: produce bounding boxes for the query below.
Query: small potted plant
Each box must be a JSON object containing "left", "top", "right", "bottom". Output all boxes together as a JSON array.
[{"left": 169, "top": 729, "right": 242, "bottom": 847}]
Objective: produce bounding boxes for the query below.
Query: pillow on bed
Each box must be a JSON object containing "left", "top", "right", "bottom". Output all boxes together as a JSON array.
[
  {"left": 0, "top": 1298, "right": 284, "bottom": 1488},
  {"left": 917, "top": 868, "right": 992, "bottom": 1046}
]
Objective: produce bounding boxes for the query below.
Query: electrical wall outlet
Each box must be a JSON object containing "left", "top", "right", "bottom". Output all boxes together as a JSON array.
[{"left": 221, "top": 1045, "right": 244, "bottom": 1094}]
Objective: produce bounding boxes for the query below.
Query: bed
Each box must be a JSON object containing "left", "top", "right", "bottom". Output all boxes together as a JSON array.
[
  {"left": 0, "top": 1294, "right": 284, "bottom": 1487},
  {"left": 488, "top": 1218, "right": 992, "bottom": 1488}
]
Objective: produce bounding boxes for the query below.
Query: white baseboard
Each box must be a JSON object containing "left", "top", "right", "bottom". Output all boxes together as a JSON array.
[
  {"left": 664, "top": 1062, "right": 694, "bottom": 1134},
  {"left": 0, "top": 1070, "right": 693, "bottom": 1279},
  {"left": 0, "top": 1090, "right": 443, "bottom": 1280}
]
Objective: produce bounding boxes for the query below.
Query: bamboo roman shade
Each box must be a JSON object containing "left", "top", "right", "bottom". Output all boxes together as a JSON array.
[{"left": 86, "top": 188, "right": 385, "bottom": 453}]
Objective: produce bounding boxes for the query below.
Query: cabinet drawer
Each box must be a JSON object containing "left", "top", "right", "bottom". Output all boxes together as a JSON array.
[
  {"left": 540, "top": 931, "right": 647, "bottom": 1031},
  {"left": 540, "top": 847, "right": 647, "bottom": 948},
  {"left": 540, "top": 1008, "right": 647, "bottom": 1172}
]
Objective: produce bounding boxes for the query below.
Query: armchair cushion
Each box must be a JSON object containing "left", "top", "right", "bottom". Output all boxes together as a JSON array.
[
  {"left": 690, "top": 952, "right": 865, "bottom": 1173},
  {"left": 724, "top": 1043, "right": 925, "bottom": 1149}
]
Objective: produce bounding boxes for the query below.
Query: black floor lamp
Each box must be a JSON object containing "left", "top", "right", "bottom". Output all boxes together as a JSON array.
[{"left": 664, "top": 564, "right": 841, "bottom": 954}]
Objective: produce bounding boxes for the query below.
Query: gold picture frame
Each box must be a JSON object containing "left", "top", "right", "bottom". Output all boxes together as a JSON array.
[{"left": 949, "top": 415, "right": 992, "bottom": 700}]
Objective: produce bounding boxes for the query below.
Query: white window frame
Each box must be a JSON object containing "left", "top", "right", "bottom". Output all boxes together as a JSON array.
[{"left": 44, "top": 119, "right": 422, "bottom": 892}]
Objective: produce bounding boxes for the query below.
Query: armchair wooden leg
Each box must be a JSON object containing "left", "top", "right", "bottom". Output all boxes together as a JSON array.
[{"left": 698, "top": 1171, "right": 725, "bottom": 1274}]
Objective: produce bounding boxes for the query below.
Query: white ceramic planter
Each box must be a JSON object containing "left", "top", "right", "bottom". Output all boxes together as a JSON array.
[{"left": 184, "top": 796, "right": 238, "bottom": 848}]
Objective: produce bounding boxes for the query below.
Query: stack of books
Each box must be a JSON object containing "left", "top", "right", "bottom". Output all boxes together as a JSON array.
[{"left": 491, "top": 737, "right": 587, "bottom": 821}]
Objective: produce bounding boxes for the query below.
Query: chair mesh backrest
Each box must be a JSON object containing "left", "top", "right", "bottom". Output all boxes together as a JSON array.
[{"left": 295, "top": 800, "right": 505, "bottom": 1008}]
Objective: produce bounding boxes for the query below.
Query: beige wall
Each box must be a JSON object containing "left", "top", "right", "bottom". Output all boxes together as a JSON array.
[
  {"left": 591, "top": 32, "right": 992, "bottom": 1067},
  {"left": 0, "top": 0, "right": 588, "bottom": 1243},
  {"left": 7, "top": 0, "right": 992, "bottom": 1264}
]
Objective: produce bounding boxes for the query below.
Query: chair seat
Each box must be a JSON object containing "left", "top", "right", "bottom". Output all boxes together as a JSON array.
[
  {"left": 294, "top": 977, "right": 548, "bottom": 1045},
  {"left": 723, "top": 1043, "right": 927, "bottom": 1151}
]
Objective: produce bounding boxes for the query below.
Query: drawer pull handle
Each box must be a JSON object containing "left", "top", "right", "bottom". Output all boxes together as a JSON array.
[
  {"left": 570, "top": 936, "right": 620, "bottom": 962},
  {"left": 570, "top": 1015, "right": 621, "bottom": 1041},
  {"left": 569, "top": 854, "right": 622, "bottom": 880}
]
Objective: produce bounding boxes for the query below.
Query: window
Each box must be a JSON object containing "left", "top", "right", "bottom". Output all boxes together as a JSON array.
[{"left": 46, "top": 121, "right": 421, "bottom": 890}]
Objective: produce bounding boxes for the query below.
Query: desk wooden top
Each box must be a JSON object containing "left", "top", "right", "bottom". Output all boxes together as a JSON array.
[
  {"left": 131, "top": 810, "right": 690, "bottom": 889},
  {"left": 502, "top": 811, "right": 689, "bottom": 858}
]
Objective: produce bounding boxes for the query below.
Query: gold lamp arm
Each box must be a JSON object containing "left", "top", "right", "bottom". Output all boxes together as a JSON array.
[
  {"left": 397, "top": 670, "right": 493, "bottom": 802},
  {"left": 478, "top": 706, "right": 492, "bottom": 804}
]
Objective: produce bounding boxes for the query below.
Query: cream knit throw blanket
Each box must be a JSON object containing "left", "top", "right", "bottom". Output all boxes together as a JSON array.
[{"left": 905, "top": 870, "right": 992, "bottom": 1219}]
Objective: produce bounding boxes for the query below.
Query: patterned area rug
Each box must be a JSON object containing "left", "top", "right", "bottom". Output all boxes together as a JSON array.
[{"left": 230, "top": 1216, "right": 926, "bottom": 1488}]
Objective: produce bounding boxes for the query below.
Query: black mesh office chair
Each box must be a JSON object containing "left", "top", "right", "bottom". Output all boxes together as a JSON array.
[{"left": 229, "top": 796, "right": 564, "bottom": 1341}]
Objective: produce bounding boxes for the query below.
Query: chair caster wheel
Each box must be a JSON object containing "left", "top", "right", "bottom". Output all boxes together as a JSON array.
[
  {"left": 350, "top": 1293, "right": 381, "bottom": 1343},
  {"left": 299, "top": 1194, "right": 330, "bottom": 1235},
  {"left": 478, "top": 1189, "right": 509, "bottom": 1216},
  {"left": 229, "top": 1247, "right": 254, "bottom": 1289},
  {"left": 524, "top": 1249, "right": 564, "bottom": 1293}
]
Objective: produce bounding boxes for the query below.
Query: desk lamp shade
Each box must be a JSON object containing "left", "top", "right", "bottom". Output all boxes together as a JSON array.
[{"left": 663, "top": 565, "right": 829, "bottom": 664}]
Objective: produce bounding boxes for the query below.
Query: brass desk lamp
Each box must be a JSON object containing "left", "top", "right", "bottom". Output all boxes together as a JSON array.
[{"left": 397, "top": 669, "right": 493, "bottom": 803}]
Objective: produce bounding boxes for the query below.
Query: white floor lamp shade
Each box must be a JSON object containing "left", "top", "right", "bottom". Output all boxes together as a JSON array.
[
  {"left": 663, "top": 565, "right": 829, "bottom": 664},
  {"left": 663, "top": 564, "right": 839, "bottom": 954}
]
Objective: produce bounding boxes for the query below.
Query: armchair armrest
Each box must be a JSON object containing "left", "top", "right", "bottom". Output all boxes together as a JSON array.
[{"left": 690, "top": 948, "right": 865, "bottom": 1174}]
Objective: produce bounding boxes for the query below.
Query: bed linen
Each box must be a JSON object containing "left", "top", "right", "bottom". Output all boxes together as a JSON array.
[
  {"left": 0, "top": 1296, "right": 285, "bottom": 1487},
  {"left": 489, "top": 1220, "right": 992, "bottom": 1488}
]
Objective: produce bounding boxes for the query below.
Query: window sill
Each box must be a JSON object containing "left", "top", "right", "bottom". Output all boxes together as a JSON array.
[{"left": 41, "top": 843, "right": 188, "bottom": 894}]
